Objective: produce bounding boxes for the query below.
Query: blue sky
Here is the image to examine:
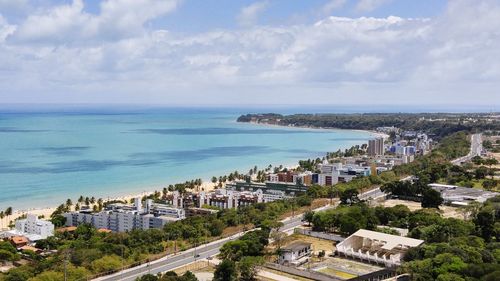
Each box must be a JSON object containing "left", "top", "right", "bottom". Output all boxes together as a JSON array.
[{"left": 0, "top": 0, "right": 498, "bottom": 109}]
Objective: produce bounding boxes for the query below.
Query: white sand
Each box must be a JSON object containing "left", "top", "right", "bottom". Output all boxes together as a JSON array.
[{"left": 1, "top": 181, "right": 224, "bottom": 230}]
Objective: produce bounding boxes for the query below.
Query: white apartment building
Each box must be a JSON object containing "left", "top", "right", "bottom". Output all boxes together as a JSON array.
[
  {"left": 63, "top": 198, "right": 185, "bottom": 232},
  {"left": 14, "top": 214, "right": 54, "bottom": 241}
]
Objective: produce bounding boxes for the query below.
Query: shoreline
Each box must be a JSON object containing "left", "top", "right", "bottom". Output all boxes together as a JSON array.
[
  {"left": 2, "top": 123, "right": 376, "bottom": 229},
  {"left": 239, "top": 120, "right": 390, "bottom": 139}
]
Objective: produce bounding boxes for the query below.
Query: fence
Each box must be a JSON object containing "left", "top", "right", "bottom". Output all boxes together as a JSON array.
[
  {"left": 294, "top": 228, "right": 345, "bottom": 242},
  {"left": 263, "top": 262, "right": 343, "bottom": 281},
  {"left": 347, "top": 268, "right": 397, "bottom": 281}
]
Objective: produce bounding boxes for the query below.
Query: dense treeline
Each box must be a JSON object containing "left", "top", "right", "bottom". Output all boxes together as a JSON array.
[
  {"left": 392, "top": 132, "right": 470, "bottom": 178},
  {"left": 214, "top": 229, "right": 269, "bottom": 281},
  {"left": 238, "top": 113, "right": 500, "bottom": 139},
  {"left": 308, "top": 197, "right": 500, "bottom": 281},
  {"left": 0, "top": 196, "right": 312, "bottom": 281}
]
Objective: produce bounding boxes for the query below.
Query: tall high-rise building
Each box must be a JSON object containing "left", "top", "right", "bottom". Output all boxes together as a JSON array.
[{"left": 368, "top": 138, "right": 384, "bottom": 156}]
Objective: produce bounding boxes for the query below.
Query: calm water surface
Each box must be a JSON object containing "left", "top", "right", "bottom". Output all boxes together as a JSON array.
[{"left": 0, "top": 108, "right": 374, "bottom": 209}]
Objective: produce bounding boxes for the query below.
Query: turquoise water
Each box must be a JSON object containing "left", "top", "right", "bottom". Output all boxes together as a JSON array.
[{"left": 0, "top": 108, "right": 373, "bottom": 210}]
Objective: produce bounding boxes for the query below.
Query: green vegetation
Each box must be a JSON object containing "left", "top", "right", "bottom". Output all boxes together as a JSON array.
[
  {"left": 237, "top": 113, "right": 500, "bottom": 139},
  {"left": 0, "top": 195, "right": 313, "bottom": 281},
  {"left": 136, "top": 271, "right": 198, "bottom": 281},
  {"left": 214, "top": 230, "right": 268, "bottom": 281},
  {"left": 309, "top": 197, "right": 500, "bottom": 281}
]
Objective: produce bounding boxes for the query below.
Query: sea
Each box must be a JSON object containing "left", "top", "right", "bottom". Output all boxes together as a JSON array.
[{"left": 0, "top": 106, "right": 375, "bottom": 210}]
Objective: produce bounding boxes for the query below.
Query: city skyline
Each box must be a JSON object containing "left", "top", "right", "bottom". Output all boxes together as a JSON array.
[{"left": 0, "top": 0, "right": 499, "bottom": 108}]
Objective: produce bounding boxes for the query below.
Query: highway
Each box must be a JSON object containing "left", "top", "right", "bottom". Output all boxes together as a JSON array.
[
  {"left": 358, "top": 175, "right": 413, "bottom": 201},
  {"left": 94, "top": 187, "right": 390, "bottom": 281},
  {"left": 451, "top": 133, "right": 482, "bottom": 165},
  {"left": 93, "top": 204, "right": 334, "bottom": 281}
]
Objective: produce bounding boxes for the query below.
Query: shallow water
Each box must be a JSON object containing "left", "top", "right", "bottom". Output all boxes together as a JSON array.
[{"left": 0, "top": 108, "right": 373, "bottom": 209}]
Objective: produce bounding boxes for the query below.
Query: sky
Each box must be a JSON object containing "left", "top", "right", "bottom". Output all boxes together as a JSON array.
[{"left": 0, "top": 0, "right": 499, "bottom": 109}]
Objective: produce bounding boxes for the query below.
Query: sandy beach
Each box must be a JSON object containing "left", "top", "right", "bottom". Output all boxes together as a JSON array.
[
  {"left": 1, "top": 122, "right": 373, "bottom": 230},
  {"left": 1, "top": 181, "right": 222, "bottom": 231}
]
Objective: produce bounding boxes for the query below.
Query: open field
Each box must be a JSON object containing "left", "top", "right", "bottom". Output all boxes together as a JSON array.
[
  {"left": 273, "top": 234, "right": 335, "bottom": 256},
  {"left": 311, "top": 257, "right": 383, "bottom": 279},
  {"left": 379, "top": 199, "right": 462, "bottom": 219}
]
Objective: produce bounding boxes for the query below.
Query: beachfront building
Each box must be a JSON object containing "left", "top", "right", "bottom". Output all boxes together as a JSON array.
[
  {"left": 1, "top": 214, "right": 54, "bottom": 242},
  {"left": 266, "top": 171, "right": 314, "bottom": 185},
  {"left": 226, "top": 180, "right": 306, "bottom": 197},
  {"left": 336, "top": 229, "right": 424, "bottom": 267},
  {"left": 63, "top": 198, "right": 185, "bottom": 232},
  {"left": 167, "top": 188, "right": 292, "bottom": 210},
  {"left": 14, "top": 214, "right": 54, "bottom": 240},
  {"left": 318, "top": 162, "right": 371, "bottom": 186},
  {"left": 279, "top": 241, "right": 312, "bottom": 266}
]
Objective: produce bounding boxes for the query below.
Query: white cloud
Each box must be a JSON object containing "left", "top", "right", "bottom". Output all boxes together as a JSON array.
[
  {"left": 237, "top": 1, "right": 269, "bottom": 27},
  {"left": 0, "top": 14, "right": 15, "bottom": 41},
  {"left": 355, "top": 0, "right": 392, "bottom": 13},
  {"left": 321, "top": 0, "right": 347, "bottom": 15},
  {"left": 9, "top": 0, "right": 179, "bottom": 43},
  {"left": 0, "top": 0, "right": 499, "bottom": 107},
  {"left": 344, "top": 55, "right": 383, "bottom": 74}
]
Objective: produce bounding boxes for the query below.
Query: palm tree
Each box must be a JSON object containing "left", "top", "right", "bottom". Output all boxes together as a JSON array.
[
  {"left": 211, "top": 176, "right": 217, "bottom": 187},
  {"left": 66, "top": 198, "right": 73, "bottom": 209},
  {"left": 78, "top": 195, "right": 84, "bottom": 203},
  {"left": 97, "top": 198, "right": 104, "bottom": 211},
  {"left": 5, "top": 207, "right": 12, "bottom": 228},
  {"left": 0, "top": 211, "right": 4, "bottom": 229}
]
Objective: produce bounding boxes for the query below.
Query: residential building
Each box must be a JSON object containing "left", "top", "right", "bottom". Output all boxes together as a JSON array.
[
  {"left": 336, "top": 229, "right": 424, "bottom": 267},
  {"left": 279, "top": 241, "right": 312, "bottom": 266},
  {"left": 318, "top": 162, "right": 371, "bottom": 185},
  {"left": 14, "top": 214, "right": 54, "bottom": 240},
  {"left": 63, "top": 198, "right": 185, "bottom": 232},
  {"left": 368, "top": 138, "right": 385, "bottom": 156},
  {"left": 226, "top": 180, "right": 308, "bottom": 195}
]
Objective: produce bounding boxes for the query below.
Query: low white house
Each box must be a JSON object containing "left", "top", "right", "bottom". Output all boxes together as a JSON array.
[
  {"left": 14, "top": 214, "right": 54, "bottom": 241},
  {"left": 336, "top": 229, "right": 423, "bottom": 267},
  {"left": 279, "top": 241, "right": 312, "bottom": 266}
]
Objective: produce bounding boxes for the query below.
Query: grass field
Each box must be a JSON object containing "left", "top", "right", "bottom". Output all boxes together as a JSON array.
[{"left": 317, "top": 266, "right": 357, "bottom": 279}]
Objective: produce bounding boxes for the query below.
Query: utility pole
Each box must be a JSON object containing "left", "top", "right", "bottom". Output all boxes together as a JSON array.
[{"left": 64, "top": 250, "right": 69, "bottom": 281}]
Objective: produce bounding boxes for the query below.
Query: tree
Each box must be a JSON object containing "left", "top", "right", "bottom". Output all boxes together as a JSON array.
[
  {"left": 303, "top": 211, "right": 315, "bottom": 226},
  {"left": 421, "top": 189, "right": 443, "bottom": 208},
  {"left": 66, "top": 198, "right": 73, "bottom": 209},
  {"left": 91, "top": 255, "right": 123, "bottom": 273},
  {"left": 213, "top": 259, "right": 237, "bottom": 281},
  {"left": 482, "top": 179, "right": 498, "bottom": 191},
  {"left": 239, "top": 256, "right": 263, "bottom": 281},
  {"left": 340, "top": 188, "right": 359, "bottom": 205},
  {"left": 50, "top": 214, "right": 66, "bottom": 227},
  {"left": 5, "top": 207, "right": 12, "bottom": 224},
  {"left": 270, "top": 231, "right": 287, "bottom": 253},
  {"left": 211, "top": 176, "right": 218, "bottom": 187},
  {"left": 474, "top": 207, "right": 495, "bottom": 242},
  {"left": 0, "top": 211, "right": 4, "bottom": 229}
]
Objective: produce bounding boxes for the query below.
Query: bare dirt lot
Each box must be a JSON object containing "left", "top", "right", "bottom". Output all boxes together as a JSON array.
[{"left": 378, "top": 199, "right": 463, "bottom": 219}]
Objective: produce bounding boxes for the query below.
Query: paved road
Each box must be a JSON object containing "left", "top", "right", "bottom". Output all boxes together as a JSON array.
[
  {"left": 358, "top": 175, "right": 414, "bottom": 201},
  {"left": 94, "top": 187, "right": 398, "bottom": 281},
  {"left": 451, "top": 133, "right": 482, "bottom": 165},
  {"left": 93, "top": 204, "right": 334, "bottom": 281}
]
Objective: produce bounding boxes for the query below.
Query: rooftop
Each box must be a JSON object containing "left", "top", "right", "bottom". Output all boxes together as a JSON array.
[
  {"left": 282, "top": 241, "right": 312, "bottom": 252},
  {"left": 348, "top": 229, "right": 423, "bottom": 250}
]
